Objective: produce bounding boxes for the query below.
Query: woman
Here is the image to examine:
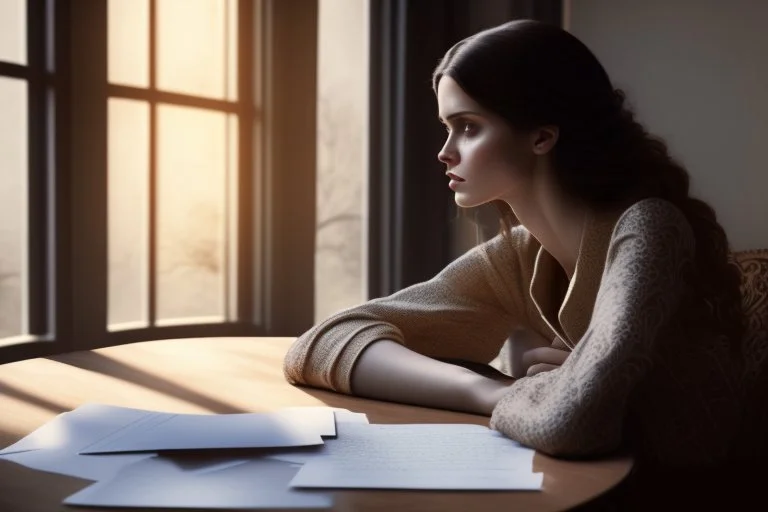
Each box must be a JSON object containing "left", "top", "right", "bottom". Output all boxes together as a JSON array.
[{"left": 283, "top": 20, "right": 748, "bottom": 470}]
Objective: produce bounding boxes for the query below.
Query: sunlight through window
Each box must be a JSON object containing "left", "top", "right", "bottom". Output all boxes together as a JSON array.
[
  {"left": 108, "top": 98, "right": 150, "bottom": 327},
  {"left": 156, "top": 0, "right": 237, "bottom": 101},
  {"left": 107, "top": 0, "right": 240, "bottom": 328},
  {"left": 0, "top": 0, "right": 26, "bottom": 65},
  {"left": 156, "top": 105, "right": 231, "bottom": 322},
  {"left": 315, "top": 0, "right": 369, "bottom": 321},
  {"left": 0, "top": 77, "right": 28, "bottom": 338},
  {"left": 108, "top": 0, "right": 150, "bottom": 88}
]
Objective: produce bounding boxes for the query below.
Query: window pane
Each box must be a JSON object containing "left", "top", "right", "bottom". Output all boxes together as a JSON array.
[
  {"left": 108, "top": 98, "right": 149, "bottom": 328},
  {"left": 156, "top": 0, "right": 237, "bottom": 100},
  {"left": 108, "top": 0, "right": 150, "bottom": 88},
  {"left": 226, "top": 113, "right": 238, "bottom": 321},
  {"left": 314, "top": 0, "right": 368, "bottom": 322},
  {"left": 156, "top": 104, "right": 230, "bottom": 322},
  {"left": 0, "top": 77, "right": 27, "bottom": 338},
  {"left": 0, "top": 0, "right": 26, "bottom": 65}
]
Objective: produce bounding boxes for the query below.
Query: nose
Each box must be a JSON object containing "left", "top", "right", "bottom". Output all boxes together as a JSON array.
[{"left": 437, "top": 139, "right": 458, "bottom": 166}]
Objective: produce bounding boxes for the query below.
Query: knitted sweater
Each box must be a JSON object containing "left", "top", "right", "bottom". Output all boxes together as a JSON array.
[{"left": 284, "top": 198, "right": 744, "bottom": 467}]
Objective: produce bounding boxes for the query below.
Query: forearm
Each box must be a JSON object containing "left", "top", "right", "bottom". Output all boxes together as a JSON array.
[{"left": 350, "top": 340, "right": 512, "bottom": 416}]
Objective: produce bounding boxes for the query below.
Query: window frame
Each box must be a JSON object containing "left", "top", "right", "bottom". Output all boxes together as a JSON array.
[
  {"left": 0, "top": 0, "right": 318, "bottom": 364},
  {"left": 0, "top": 0, "right": 61, "bottom": 361}
]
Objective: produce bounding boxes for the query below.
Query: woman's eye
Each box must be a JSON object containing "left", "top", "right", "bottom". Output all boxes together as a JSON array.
[{"left": 445, "top": 121, "right": 477, "bottom": 136}]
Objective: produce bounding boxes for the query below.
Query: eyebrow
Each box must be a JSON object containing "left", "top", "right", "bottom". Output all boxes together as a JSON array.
[{"left": 438, "top": 110, "right": 480, "bottom": 123}]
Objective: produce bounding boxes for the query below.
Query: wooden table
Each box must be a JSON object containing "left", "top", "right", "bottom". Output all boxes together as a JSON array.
[{"left": 0, "top": 337, "right": 633, "bottom": 511}]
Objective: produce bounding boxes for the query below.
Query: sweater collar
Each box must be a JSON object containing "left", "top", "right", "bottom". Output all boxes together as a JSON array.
[{"left": 528, "top": 209, "right": 620, "bottom": 348}]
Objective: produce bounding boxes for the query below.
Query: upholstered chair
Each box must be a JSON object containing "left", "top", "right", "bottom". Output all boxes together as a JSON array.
[
  {"left": 731, "top": 249, "right": 768, "bottom": 375},
  {"left": 730, "top": 249, "right": 768, "bottom": 458}
]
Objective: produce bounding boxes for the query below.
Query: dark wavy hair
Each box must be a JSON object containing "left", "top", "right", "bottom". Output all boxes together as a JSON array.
[{"left": 432, "top": 20, "right": 743, "bottom": 347}]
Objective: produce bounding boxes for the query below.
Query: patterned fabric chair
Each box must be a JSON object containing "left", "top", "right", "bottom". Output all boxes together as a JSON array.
[
  {"left": 731, "top": 249, "right": 768, "bottom": 378},
  {"left": 729, "top": 249, "right": 768, "bottom": 458}
]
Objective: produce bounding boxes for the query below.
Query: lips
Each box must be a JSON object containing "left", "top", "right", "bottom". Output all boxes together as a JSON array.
[{"left": 446, "top": 172, "right": 465, "bottom": 182}]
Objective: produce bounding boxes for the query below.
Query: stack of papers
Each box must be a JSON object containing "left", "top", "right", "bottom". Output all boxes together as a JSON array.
[{"left": 0, "top": 403, "right": 542, "bottom": 509}]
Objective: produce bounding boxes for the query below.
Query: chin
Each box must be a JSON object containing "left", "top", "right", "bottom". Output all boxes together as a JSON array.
[{"left": 454, "top": 194, "right": 490, "bottom": 209}]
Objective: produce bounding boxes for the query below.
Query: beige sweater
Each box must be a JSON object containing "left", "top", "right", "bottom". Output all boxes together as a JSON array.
[{"left": 284, "top": 198, "right": 745, "bottom": 467}]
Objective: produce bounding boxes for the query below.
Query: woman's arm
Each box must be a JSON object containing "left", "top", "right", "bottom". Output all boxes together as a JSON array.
[
  {"left": 351, "top": 339, "right": 514, "bottom": 415},
  {"left": 350, "top": 334, "right": 565, "bottom": 415},
  {"left": 491, "top": 199, "right": 695, "bottom": 457},
  {"left": 284, "top": 229, "right": 540, "bottom": 395}
]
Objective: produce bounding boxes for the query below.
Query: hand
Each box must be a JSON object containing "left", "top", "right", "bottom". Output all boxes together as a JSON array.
[
  {"left": 467, "top": 347, "right": 568, "bottom": 416},
  {"left": 466, "top": 372, "right": 515, "bottom": 416},
  {"left": 521, "top": 346, "right": 569, "bottom": 376}
]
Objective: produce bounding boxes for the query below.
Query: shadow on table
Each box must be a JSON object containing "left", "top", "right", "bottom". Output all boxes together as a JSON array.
[
  {"left": 0, "top": 380, "right": 70, "bottom": 448},
  {"left": 0, "top": 379, "right": 69, "bottom": 415},
  {"left": 48, "top": 352, "right": 246, "bottom": 414}
]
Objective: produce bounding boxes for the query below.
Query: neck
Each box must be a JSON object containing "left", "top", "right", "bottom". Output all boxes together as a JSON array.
[{"left": 505, "top": 171, "right": 588, "bottom": 279}]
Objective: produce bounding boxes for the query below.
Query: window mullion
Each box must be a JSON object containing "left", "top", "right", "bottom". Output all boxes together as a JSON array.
[
  {"left": 68, "top": 0, "right": 108, "bottom": 350},
  {"left": 49, "top": 0, "right": 72, "bottom": 353},
  {"left": 147, "top": 0, "right": 157, "bottom": 328},
  {"left": 236, "top": 0, "right": 255, "bottom": 325},
  {"left": 25, "top": 0, "right": 48, "bottom": 336},
  {"left": 261, "top": 0, "right": 317, "bottom": 335},
  {"left": 107, "top": 84, "right": 240, "bottom": 112},
  {"left": 0, "top": 61, "right": 32, "bottom": 79}
]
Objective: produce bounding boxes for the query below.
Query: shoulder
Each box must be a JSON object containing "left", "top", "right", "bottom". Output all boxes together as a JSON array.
[
  {"left": 604, "top": 197, "right": 695, "bottom": 273},
  {"left": 612, "top": 197, "right": 693, "bottom": 242},
  {"left": 474, "top": 225, "right": 541, "bottom": 272},
  {"left": 479, "top": 225, "right": 539, "bottom": 255},
  {"left": 440, "top": 226, "right": 541, "bottom": 300},
  {"left": 429, "top": 226, "right": 539, "bottom": 288}
]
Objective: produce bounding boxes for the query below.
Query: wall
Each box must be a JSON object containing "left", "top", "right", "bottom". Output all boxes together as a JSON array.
[{"left": 569, "top": 0, "right": 768, "bottom": 250}]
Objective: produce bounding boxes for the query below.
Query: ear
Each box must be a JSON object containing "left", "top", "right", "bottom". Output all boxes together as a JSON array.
[{"left": 530, "top": 126, "right": 559, "bottom": 155}]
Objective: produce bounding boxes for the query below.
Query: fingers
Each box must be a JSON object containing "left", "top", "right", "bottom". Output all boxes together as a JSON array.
[
  {"left": 526, "top": 363, "right": 561, "bottom": 376},
  {"left": 521, "top": 346, "right": 569, "bottom": 370}
]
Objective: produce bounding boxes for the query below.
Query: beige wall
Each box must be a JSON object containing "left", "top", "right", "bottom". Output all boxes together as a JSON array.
[
  {"left": 568, "top": 0, "right": 768, "bottom": 250},
  {"left": 315, "top": 0, "right": 368, "bottom": 321}
]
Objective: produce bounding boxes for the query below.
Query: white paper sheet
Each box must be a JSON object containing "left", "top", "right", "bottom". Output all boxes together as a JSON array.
[
  {"left": 273, "top": 423, "right": 534, "bottom": 468},
  {"left": 0, "top": 446, "right": 152, "bottom": 482},
  {"left": 79, "top": 410, "right": 328, "bottom": 454},
  {"left": 330, "top": 410, "right": 369, "bottom": 425},
  {"left": 268, "top": 407, "right": 339, "bottom": 437},
  {"left": 290, "top": 462, "right": 543, "bottom": 490},
  {"left": 264, "top": 410, "right": 371, "bottom": 464},
  {"left": 0, "top": 404, "right": 341, "bottom": 481},
  {"left": 0, "top": 403, "right": 158, "bottom": 455},
  {"left": 0, "top": 404, "right": 158, "bottom": 480},
  {"left": 63, "top": 455, "right": 332, "bottom": 509},
  {"left": 288, "top": 423, "right": 542, "bottom": 491}
]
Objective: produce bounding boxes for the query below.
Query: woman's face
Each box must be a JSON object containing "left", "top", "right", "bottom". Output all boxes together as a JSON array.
[{"left": 436, "top": 76, "right": 536, "bottom": 208}]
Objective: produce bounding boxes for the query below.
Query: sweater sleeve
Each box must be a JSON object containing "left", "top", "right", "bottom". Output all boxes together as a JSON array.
[
  {"left": 283, "top": 227, "right": 540, "bottom": 394},
  {"left": 490, "top": 199, "right": 695, "bottom": 457}
]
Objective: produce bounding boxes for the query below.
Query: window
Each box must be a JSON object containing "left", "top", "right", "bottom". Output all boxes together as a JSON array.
[
  {"left": 314, "top": 0, "right": 369, "bottom": 322},
  {"left": 107, "top": 0, "right": 241, "bottom": 330},
  {"left": 0, "top": 0, "right": 53, "bottom": 352},
  {"left": 0, "top": 0, "right": 318, "bottom": 363}
]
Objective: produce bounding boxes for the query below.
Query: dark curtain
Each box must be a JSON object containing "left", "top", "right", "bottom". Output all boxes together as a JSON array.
[{"left": 367, "top": 0, "right": 563, "bottom": 298}]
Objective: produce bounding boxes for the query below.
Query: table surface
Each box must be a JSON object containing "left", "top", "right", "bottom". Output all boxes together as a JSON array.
[{"left": 0, "top": 337, "right": 633, "bottom": 512}]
